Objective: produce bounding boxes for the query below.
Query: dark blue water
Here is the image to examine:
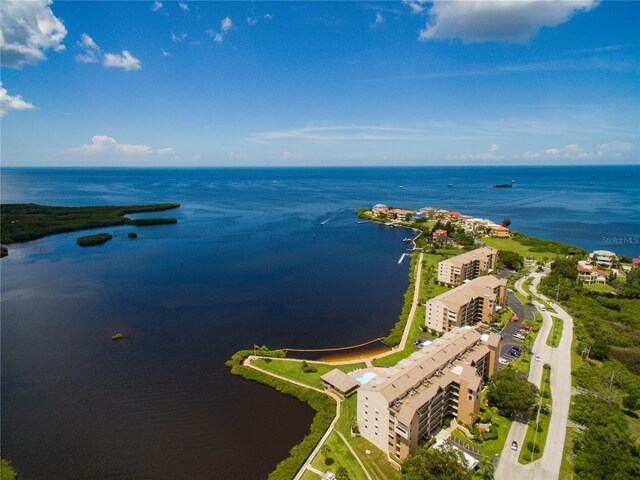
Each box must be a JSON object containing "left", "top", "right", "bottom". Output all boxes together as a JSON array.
[{"left": 1, "top": 166, "right": 638, "bottom": 480}]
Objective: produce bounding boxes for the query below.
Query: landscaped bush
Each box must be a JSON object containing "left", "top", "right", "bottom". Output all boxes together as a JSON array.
[
  {"left": 522, "top": 452, "right": 532, "bottom": 462},
  {"left": 301, "top": 361, "right": 317, "bottom": 373},
  {"left": 480, "top": 410, "right": 492, "bottom": 423},
  {"left": 527, "top": 441, "right": 541, "bottom": 453}
]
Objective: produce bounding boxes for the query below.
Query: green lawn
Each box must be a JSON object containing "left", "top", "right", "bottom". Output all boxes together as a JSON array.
[
  {"left": 546, "top": 317, "right": 564, "bottom": 348},
  {"left": 251, "top": 358, "right": 366, "bottom": 389},
  {"left": 583, "top": 283, "right": 616, "bottom": 294},
  {"left": 336, "top": 396, "right": 402, "bottom": 480},
  {"left": 519, "top": 366, "right": 552, "bottom": 464},
  {"left": 311, "top": 430, "right": 367, "bottom": 480},
  {"left": 481, "top": 237, "right": 556, "bottom": 261},
  {"left": 559, "top": 427, "right": 575, "bottom": 480},
  {"left": 450, "top": 392, "right": 513, "bottom": 458},
  {"left": 300, "top": 469, "right": 321, "bottom": 480}
]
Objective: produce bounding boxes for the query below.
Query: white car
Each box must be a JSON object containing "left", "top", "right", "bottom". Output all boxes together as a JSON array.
[
  {"left": 536, "top": 355, "right": 541, "bottom": 362},
  {"left": 539, "top": 305, "right": 546, "bottom": 311},
  {"left": 514, "top": 333, "right": 526, "bottom": 340},
  {"left": 499, "top": 357, "right": 509, "bottom": 365},
  {"left": 511, "top": 441, "right": 518, "bottom": 451}
]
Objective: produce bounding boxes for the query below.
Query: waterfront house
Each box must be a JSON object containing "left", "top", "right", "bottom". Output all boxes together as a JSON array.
[
  {"left": 577, "top": 265, "right": 607, "bottom": 285},
  {"left": 489, "top": 225, "right": 510, "bottom": 238},
  {"left": 589, "top": 250, "right": 618, "bottom": 268}
]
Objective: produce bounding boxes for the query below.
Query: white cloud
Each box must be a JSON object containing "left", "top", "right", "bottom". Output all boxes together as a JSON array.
[
  {"left": 371, "top": 12, "right": 384, "bottom": 28},
  {"left": 210, "top": 17, "right": 233, "bottom": 43},
  {"left": 249, "top": 124, "right": 462, "bottom": 144},
  {"left": 264, "top": 13, "right": 273, "bottom": 20},
  {"left": 103, "top": 50, "right": 141, "bottom": 71},
  {"left": 70, "top": 135, "right": 174, "bottom": 156},
  {"left": 75, "top": 33, "right": 99, "bottom": 63},
  {"left": 75, "top": 33, "right": 141, "bottom": 70},
  {"left": 178, "top": 2, "right": 189, "bottom": 12},
  {"left": 171, "top": 32, "right": 187, "bottom": 42},
  {"left": 519, "top": 141, "right": 635, "bottom": 160},
  {"left": 152, "top": 1, "right": 163, "bottom": 12},
  {"left": 161, "top": 49, "right": 172, "bottom": 57},
  {"left": 247, "top": 17, "right": 257, "bottom": 26},
  {"left": 403, "top": 1, "right": 428, "bottom": 14},
  {"left": 419, "top": 0, "right": 599, "bottom": 43},
  {"left": 0, "top": 82, "right": 36, "bottom": 117},
  {"left": 221, "top": 17, "right": 233, "bottom": 32},
  {"left": 490, "top": 143, "right": 498, "bottom": 152},
  {"left": 0, "top": 0, "right": 67, "bottom": 67}
]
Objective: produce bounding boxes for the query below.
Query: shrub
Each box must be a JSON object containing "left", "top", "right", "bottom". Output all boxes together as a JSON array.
[
  {"left": 301, "top": 361, "right": 317, "bottom": 373},
  {"left": 536, "top": 423, "right": 544, "bottom": 432},
  {"left": 522, "top": 452, "right": 532, "bottom": 462},
  {"left": 443, "top": 418, "right": 451, "bottom": 428},
  {"left": 527, "top": 441, "right": 541, "bottom": 453}
]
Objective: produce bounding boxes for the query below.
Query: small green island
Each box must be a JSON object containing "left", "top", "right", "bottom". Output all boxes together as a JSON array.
[
  {"left": 77, "top": 233, "right": 113, "bottom": 247},
  {"left": 111, "top": 333, "right": 124, "bottom": 341},
  {"left": 0, "top": 203, "right": 180, "bottom": 255}
]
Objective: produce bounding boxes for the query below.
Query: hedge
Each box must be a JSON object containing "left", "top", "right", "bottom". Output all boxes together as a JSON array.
[{"left": 226, "top": 349, "right": 336, "bottom": 480}]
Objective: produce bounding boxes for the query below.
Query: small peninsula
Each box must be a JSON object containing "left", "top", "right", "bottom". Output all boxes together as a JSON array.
[{"left": 0, "top": 203, "right": 180, "bottom": 248}]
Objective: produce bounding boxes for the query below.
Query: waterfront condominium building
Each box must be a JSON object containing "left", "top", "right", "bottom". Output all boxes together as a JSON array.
[
  {"left": 426, "top": 275, "right": 507, "bottom": 332},
  {"left": 357, "top": 327, "right": 501, "bottom": 460},
  {"left": 437, "top": 247, "right": 498, "bottom": 286}
]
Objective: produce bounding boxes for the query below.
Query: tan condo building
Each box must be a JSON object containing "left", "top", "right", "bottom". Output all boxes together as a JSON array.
[
  {"left": 426, "top": 276, "right": 507, "bottom": 332},
  {"left": 437, "top": 247, "right": 498, "bottom": 286},
  {"left": 357, "top": 327, "right": 501, "bottom": 460}
]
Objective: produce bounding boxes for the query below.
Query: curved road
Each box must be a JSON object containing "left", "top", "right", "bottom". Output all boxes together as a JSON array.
[{"left": 495, "top": 269, "right": 574, "bottom": 480}]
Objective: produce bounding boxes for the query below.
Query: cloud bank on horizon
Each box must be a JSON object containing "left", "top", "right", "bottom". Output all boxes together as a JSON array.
[{"left": 0, "top": 0, "right": 638, "bottom": 166}]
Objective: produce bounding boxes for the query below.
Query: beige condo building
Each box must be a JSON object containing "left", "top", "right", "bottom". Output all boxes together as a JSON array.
[
  {"left": 437, "top": 247, "right": 498, "bottom": 286},
  {"left": 426, "top": 275, "right": 507, "bottom": 332},
  {"left": 357, "top": 327, "right": 501, "bottom": 460}
]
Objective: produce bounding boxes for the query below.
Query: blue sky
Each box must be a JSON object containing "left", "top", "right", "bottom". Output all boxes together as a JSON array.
[{"left": 1, "top": 0, "right": 638, "bottom": 166}]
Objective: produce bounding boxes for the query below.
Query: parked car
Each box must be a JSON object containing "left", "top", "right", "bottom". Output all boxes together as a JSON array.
[
  {"left": 499, "top": 357, "right": 509, "bottom": 365},
  {"left": 514, "top": 333, "right": 526, "bottom": 340},
  {"left": 511, "top": 441, "right": 518, "bottom": 451},
  {"left": 536, "top": 355, "right": 541, "bottom": 362},
  {"left": 539, "top": 305, "right": 546, "bottom": 311}
]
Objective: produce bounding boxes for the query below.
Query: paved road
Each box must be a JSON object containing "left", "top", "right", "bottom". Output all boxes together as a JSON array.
[{"left": 496, "top": 269, "right": 574, "bottom": 480}]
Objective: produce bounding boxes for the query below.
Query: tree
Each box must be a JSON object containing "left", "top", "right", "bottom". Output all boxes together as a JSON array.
[
  {"left": 478, "top": 456, "right": 495, "bottom": 480},
  {"left": 321, "top": 444, "right": 332, "bottom": 465},
  {"left": 401, "top": 444, "right": 472, "bottom": 480},
  {"left": 499, "top": 250, "right": 524, "bottom": 271},
  {"left": 487, "top": 368, "right": 538, "bottom": 419},
  {"left": 502, "top": 218, "right": 511, "bottom": 228},
  {"left": 335, "top": 466, "right": 350, "bottom": 480},
  {"left": 623, "top": 392, "right": 640, "bottom": 412}
]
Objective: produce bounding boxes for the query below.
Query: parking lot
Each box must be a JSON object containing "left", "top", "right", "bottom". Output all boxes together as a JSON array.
[{"left": 496, "top": 270, "right": 536, "bottom": 366}]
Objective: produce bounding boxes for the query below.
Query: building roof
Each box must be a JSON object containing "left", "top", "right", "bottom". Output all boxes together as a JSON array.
[
  {"left": 320, "top": 369, "right": 359, "bottom": 393},
  {"left": 360, "top": 327, "right": 483, "bottom": 403},
  {"left": 434, "top": 229, "right": 448, "bottom": 236},
  {"left": 427, "top": 275, "right": 506, "bottom": 310},
  {"left": 441, "top": 247, "right": 497, "bottom": 268},
  {"left": 491, "top": 225, "right": 510, "bottom": 231},
  {"left": 633, "top": 258, "right": 640, "bottom": 265},
  {"left": 592, "top": 250, "right": 616, "bottom": 257}
]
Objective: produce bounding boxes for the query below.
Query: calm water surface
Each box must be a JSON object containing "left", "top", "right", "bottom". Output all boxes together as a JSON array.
[{"left": 1, "top": 166, "right": 638, "bottom": 479}]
